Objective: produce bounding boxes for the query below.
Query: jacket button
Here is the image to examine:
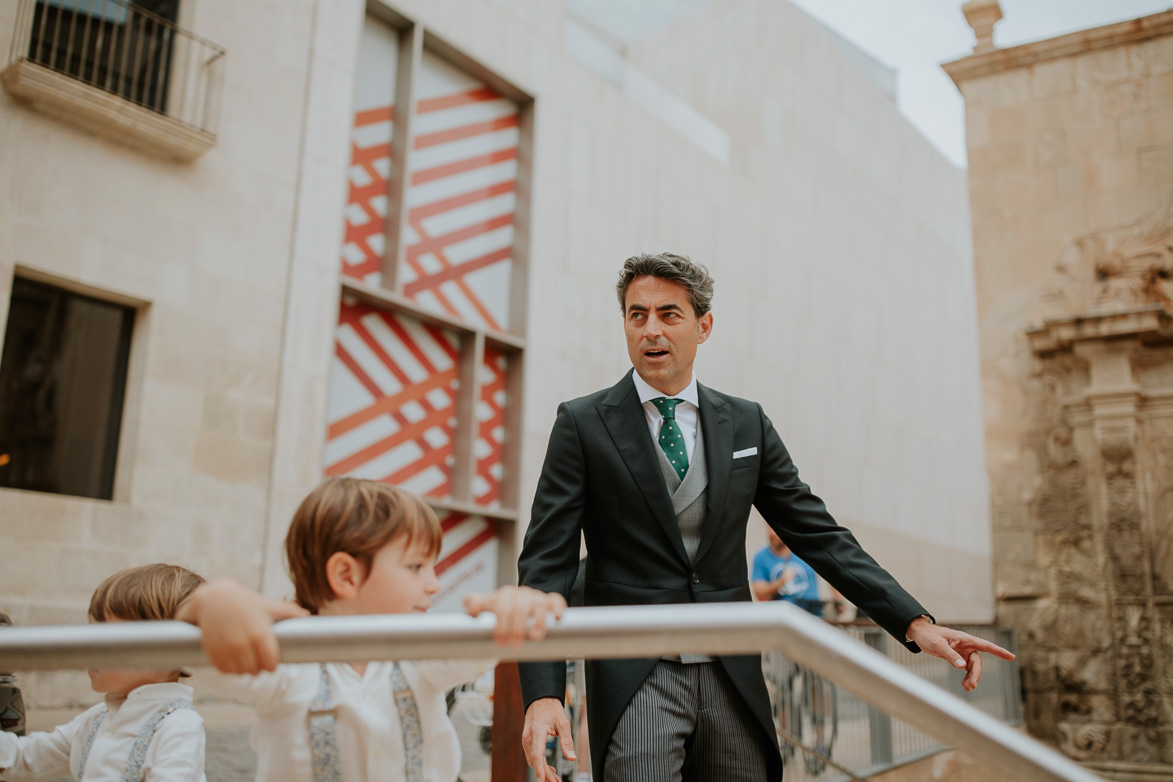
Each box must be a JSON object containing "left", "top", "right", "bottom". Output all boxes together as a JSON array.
[{"left": 691, "top": 573, "right": 700, "bottom": 584}]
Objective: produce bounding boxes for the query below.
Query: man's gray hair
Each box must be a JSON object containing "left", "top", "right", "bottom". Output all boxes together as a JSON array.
[{"left": 615, "top": 252, "right": 714, "bottom": 317}]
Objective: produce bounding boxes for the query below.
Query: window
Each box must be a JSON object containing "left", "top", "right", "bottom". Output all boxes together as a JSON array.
[
  {"left": 0, "top": 277, "right": 134, "bottom": 500},
  {"left": 26, "top": 0, "right": 181, "bottom": 113},
  {"left": 325, "top": 14, "right": 532, "bottom": 611}
]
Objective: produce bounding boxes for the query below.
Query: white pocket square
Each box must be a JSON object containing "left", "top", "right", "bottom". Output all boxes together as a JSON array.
[{"left": 732, "top": 447, "right": 758, "bottom": 459}]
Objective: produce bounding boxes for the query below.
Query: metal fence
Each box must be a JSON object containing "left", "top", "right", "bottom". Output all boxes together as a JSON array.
[
  {"left": 765, "top": 624, "right": 1021, "bottom": 781},
  {"left": 0, "top": 602, "right": 1100, "bottom": 782},
  {"left": 8, "top": 0, "right": 225, "bottom": 133}
]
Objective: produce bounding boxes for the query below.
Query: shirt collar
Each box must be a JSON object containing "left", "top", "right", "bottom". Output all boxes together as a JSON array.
[{"left": 631, "top": 370, "right": 699, "bottom": 409}]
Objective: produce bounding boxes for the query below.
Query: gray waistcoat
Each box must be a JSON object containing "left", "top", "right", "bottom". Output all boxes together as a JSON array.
[
  {"left": 655, "top": 423, "right": 713, "bottom": 663},
  {"left": 655, "top": 423, "right": 709, "bottom": 564}
]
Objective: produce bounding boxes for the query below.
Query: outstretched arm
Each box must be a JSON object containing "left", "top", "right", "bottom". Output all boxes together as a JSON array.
[{"left": 905, "top": 617, "right": 1015, "bottom": 691}]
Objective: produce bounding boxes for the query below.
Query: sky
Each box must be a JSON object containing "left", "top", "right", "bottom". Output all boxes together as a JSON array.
[
  {"left": 568, "top": 0, "right": 1173, "bottom": 168},
  {"left": 785, "top": 0, "right": 1173, "bottom": 167}
]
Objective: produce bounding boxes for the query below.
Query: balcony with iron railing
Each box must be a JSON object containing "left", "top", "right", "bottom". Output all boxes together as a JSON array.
[
  {"left": 0, "top": 602, "right": 1102, "bottom": 781},
  {"left": 2, "top": 0, "right": 225, "bottom": 160}
]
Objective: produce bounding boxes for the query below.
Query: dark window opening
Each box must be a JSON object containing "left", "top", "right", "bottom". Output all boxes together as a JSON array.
[
  {"left": 27, "top": 0, "right": 181, "bottom": 112},
  {"left": 0, "top": 278, "right": 134, "bottom": 500}
]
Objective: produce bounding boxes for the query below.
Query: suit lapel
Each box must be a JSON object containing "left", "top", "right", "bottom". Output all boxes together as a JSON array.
[
  {"left": 597, "top": 372, "right": 691, "bottom": 568},
  {"left": 694, "top": 382, "right": 732, "bottom": 565}
]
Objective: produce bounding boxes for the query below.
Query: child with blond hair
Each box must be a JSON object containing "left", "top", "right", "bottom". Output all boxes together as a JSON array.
[
  {"left": 179, "top": 477, "right": 566, "bottom": 782},
  {"left": 0, "top": 564, "right": 207, "bottom": 782}
]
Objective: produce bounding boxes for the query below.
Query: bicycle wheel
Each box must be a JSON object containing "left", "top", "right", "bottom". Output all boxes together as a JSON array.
[
  {"left": 763, "top": 658, "right": 796, "bottom": 761},
  {"left": 796, "top": 673, "right": 838, "bottom": 775}
]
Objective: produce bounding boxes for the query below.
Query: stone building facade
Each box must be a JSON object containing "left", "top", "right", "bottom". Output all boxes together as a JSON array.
[
  {"left": 946, "top": 4, "right": 1173, "bottom": 778},
  {"left": 0, "top": 0, "right": 988, "bottom": 719}
]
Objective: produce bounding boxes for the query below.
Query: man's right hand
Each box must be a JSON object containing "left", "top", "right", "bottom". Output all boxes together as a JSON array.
[{"left": 522, "top": 697, "right": 576, "bottom": 782}]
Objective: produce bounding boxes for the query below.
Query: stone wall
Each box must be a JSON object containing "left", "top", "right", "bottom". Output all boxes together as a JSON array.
[
  {"left": 0, "top": 0, "right": 355, "bottom": 707},
  {"left": 946, "top": 6, "right": 1173, "bottom": 777}
]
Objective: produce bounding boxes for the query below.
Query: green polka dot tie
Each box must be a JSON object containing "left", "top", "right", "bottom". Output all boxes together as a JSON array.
[{"left": 651, "top": 397, "right": 689, "bottom": 480}]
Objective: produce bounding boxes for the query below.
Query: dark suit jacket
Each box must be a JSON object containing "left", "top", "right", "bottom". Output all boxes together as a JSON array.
[{"left": 518, "top": 372, "right": 930, "bottom": 781}]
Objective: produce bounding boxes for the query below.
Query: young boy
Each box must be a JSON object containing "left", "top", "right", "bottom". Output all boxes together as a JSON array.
[
  {"left": 178, "top": 477, "right": 567, "bottom": 782},
  {"left": 0, "top": 564, "right": 207, "bottom": 782}
]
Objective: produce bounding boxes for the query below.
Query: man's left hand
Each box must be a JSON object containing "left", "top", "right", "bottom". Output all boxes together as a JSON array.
[{"left": 905, "top": 617, "right": 1015, "bottom": 692}]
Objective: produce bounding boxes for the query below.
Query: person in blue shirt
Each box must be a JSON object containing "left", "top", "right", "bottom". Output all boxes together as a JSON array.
[{"left": 752, "top": 529, "right": 823, "bottom": 615}]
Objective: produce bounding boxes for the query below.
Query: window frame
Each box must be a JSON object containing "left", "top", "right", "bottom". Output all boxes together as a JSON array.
[
  {"left": 0, "top": 267, "right": 146, "bottom": 502},
  {"left": 339, "top": 5, "right": 536, "bottom": 579}
]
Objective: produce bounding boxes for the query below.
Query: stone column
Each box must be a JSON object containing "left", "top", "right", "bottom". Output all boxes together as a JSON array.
[
  {"left": 1023, "top": 314, "right": 1173, "bottom": 769},
  {"left": 1072, "top": 341, "right": 1158, "bottom": 760}
]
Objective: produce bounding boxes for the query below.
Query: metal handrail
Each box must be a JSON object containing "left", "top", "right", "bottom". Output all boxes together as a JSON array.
[{"left": 0, "top": 602, "right": 1101, "bottom": 782}]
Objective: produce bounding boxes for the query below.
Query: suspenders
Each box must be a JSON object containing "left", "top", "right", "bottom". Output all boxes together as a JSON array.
[
  {"left": 389, "top": 664, "right": 424, "bottom": 781},
  {"left": 309, "top": 663, "right": 424, "bottom": 782},
  {"left": 309, "top": 667, "right": 343, "bottom": 782},
  {"left": 77, "top": 698, "right": 195, "bottom": 782},
  {"left": 74, "top": 666, "right": 426, "bottom": 781}
]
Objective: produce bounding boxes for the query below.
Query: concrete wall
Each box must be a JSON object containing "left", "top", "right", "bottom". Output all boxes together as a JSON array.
[
  {"left": 622, "top": 0, "right": 988, "bottom": 620},
  {"left": 380, "top": 0, "right": 991, "bottom": 619}
]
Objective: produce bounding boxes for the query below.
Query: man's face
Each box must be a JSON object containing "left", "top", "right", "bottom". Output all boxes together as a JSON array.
[{"left": 623, "top": 275, "right": 713, "bottom": 396}]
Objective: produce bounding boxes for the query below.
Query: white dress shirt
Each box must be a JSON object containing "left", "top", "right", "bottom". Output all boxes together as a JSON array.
[
  {"left": 197, "top": 658, "right": 493, "bottom": 782},
  {"left": 632, "top": 370, "right": 713, "bottom": 662},
  {"left": 631, "top": 371, "right": 700, "bottom": 463},
  {"left": 0, "top": 682, "right": 205, "bottom": 782}
]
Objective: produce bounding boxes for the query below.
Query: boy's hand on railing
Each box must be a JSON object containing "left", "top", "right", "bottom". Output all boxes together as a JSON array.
[
  {"left": 905, "top": 617, "right": 1015, "bottom": 692},
  {"left": 176, "top": 580, "right": 308, "bottom": 675},
  {"left": 463, "top": 586, "right": 567, "bottom": 648},
  {"left": 523, "top": 696, "right": 576, "bottom": 782}
]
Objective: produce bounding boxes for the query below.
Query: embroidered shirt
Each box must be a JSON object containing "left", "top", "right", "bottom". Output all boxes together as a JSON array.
[
  {"left": 0, "top": 682, "right": 205, "bottom": 782},
  {"left": 196, "top": 659, "right": 493, "bottom": 782}
]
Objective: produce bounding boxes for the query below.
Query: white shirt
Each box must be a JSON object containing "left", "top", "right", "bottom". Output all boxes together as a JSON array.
[
  {"left": 632, "top": 371, "right": 700, "bottom": 463},
  {"left": 0, "top": 682, "right": 205, "bottom": 782},
  {"left": 197, "top": 659, "right": 493, "bottom": 782}
]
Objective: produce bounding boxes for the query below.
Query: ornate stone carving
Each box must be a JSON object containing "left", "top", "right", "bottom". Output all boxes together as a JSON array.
[
  {"left": 1150, "top": 423, "right": 1173, "bottom": 596},
  {"left": 964, "top": 16, "right": 1173, "bottom": 773},
  {"left": 1115, "top": 604, "right": 1162, "bottom": 736},
  {"left": 1022, "top": 369, "right": 1098, "bottom": 609},
  {"left": 1052, "top": 209, "right": 1173, "bottom": 315},
  {"left": 1156, "top": 605, "right": 1173, "bottom": 693},
  {"left": 1067, "top": 724, "right": 1110, "bottom": 758},
  {"left": 1017, "top": 325, "right": 1173, "bottom": 765}
]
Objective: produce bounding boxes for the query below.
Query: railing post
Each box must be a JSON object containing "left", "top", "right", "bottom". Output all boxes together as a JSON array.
[
  {"left": 491, "top": 661, "right": 529, "bottom": 781},
  {"left": 865, "top": 630, "right": 894, "bottom": 767},
  {"left": 1004, "top": 629, "right": 1024, "bottom": 725}
]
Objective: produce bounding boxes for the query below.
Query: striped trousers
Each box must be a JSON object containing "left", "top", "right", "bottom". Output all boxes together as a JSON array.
[{"left": 603, "top": 660, "right": 769, "bottom": 782}]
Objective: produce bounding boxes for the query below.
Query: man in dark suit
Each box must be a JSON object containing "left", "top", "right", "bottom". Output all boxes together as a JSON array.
[{"left": 517, "top": 253, "right": 1013, "bottom": 782}]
